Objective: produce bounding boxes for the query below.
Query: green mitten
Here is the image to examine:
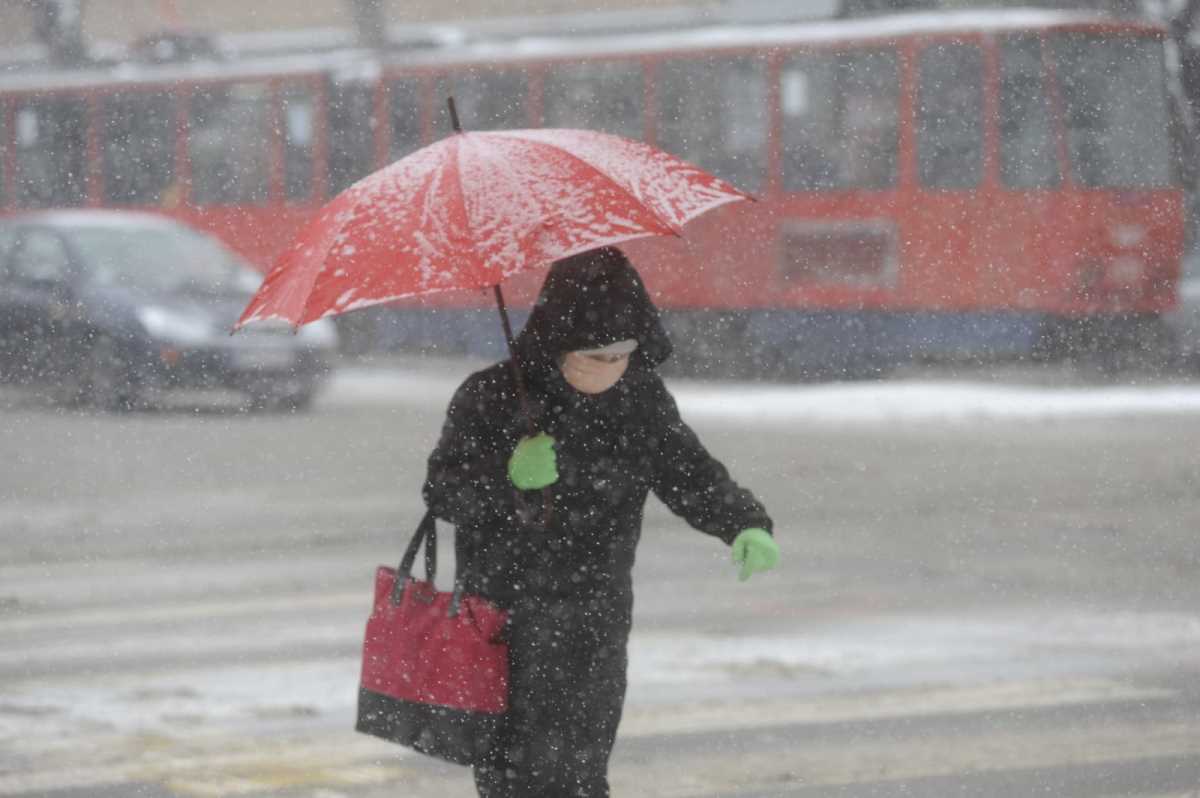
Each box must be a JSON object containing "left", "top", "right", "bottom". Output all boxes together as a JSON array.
[
  {"left": 507, "top": 432, "right": 559, "bottom": 490},
  {"left": 732, "top": 528, "right": 779, "bottom": 582}
]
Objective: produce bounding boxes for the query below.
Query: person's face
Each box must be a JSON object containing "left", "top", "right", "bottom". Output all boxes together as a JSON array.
[{"left": 560, "top": 350, "right": 631, "bottom": 394}]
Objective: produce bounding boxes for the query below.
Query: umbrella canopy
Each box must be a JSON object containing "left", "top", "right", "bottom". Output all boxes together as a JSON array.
[{"left": 233, "top": 126, "right": 751, "bottom": 331}]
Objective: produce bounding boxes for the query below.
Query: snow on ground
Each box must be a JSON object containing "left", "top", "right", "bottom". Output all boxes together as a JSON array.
[
  {"left": 325, "top": 366, "right": 1200, "bottom": 425},
  {"left": 5, "top": 607, "right": 1200, "bottom": 744}
]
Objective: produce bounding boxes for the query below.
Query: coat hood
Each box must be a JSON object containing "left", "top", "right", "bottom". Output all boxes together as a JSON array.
[{"left": 513, "top": 247, "right": 672, "bottom": 377}]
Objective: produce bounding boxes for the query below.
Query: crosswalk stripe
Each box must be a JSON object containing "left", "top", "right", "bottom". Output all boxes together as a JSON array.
[
  {"left": 618, "top": 677, "right": 1174, "bottom": 738},
  {"left": 0, "top": 591, "right": 370, "bottom": 635},
  {"left": 0, "top": 677, "right": 1189, "bottom": 796},
  {"left": 628, "top": 722, "right": 1200, "bottom": 798}
]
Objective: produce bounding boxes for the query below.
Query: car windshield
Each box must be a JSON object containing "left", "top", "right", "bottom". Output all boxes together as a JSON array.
[
  {"left": 71, "top": 224, "right": 262, "bottom": 295},
  {"left": 1051, "top": 33, "right": 1173, "bottom": 189}
]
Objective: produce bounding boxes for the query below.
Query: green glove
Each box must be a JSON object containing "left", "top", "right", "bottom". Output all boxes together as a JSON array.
[
  {"left": 507, "top": 432, "right": 559, "bottom": 490},
  {"left": 732, "top": 528, "right": 779, "bottom": 582}
]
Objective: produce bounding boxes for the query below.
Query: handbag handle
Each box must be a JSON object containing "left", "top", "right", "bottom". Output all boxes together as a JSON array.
[
  {"left": 391, "top": 510, "right": 467, "bottom": 618},
  {"left": 397, "top": 510, "right": 437, "bottom": 584}
]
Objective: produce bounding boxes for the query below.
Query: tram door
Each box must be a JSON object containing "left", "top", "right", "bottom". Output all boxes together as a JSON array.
[{"left": 978, "top": 34, "right": 1063, "bottom": 315}]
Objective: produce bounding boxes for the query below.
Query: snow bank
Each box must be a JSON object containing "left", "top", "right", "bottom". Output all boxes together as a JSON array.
[{"left": 325, "top": 367, "right": 1200, "bottom": 425}]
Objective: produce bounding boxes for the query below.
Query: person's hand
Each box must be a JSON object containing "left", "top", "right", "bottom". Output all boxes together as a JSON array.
[
  {"left": 732, "top": 528, "right": 779, "bottom": 582},
  {"left": 507, "top": 432, "right": 559, "bottom": 490}
]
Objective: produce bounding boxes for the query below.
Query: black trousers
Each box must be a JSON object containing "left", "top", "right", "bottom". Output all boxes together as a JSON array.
[{"left": 474, "top": 593, "right": 632, "bottom": 798}]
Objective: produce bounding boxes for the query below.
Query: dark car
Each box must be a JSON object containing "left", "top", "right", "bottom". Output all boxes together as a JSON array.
[{"left": 0, "top": 210, "right": 337, "bottom": 411}]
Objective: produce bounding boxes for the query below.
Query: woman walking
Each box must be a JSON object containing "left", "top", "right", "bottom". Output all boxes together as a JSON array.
[{"left": 424, "top": 246, "right": 779, "bottom": 797}]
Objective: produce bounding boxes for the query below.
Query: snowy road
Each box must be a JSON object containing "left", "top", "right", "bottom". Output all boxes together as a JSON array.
[{"left": 2, "top": 358, "right": 1200, "bottom": 796}]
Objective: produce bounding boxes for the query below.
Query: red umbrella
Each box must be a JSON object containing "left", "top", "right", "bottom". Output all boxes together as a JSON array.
[
  {"left": 235, "top": 100, "right": 750, "bottom": 335},
  {"left": 235, "top": 99, "right": 751, "bottom": 431}
]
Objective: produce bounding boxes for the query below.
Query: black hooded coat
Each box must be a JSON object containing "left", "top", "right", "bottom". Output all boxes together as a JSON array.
[{"left": 423, "top": 247, "right": 773, "bottom": 797}]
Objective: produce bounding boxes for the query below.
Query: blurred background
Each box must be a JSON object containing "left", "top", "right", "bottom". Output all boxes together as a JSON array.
[{"left": 3, "top": 0, "right": 1200, "bottom": 388}]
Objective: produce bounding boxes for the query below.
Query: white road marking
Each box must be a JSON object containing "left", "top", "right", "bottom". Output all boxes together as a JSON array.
[
  {"left": 619, "top": 677, "right": 1174, "bottom": 738},
  {"left": 0, "top": 590, "right": 369, "bottom": 635},
  {"left": 0, "top": 680, "right": 1191, "bottom": 796}
]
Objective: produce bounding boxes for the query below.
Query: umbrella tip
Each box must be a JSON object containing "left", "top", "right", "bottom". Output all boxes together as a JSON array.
[{"left": 447, "top": 96, "right": 462, "bottom": 134}]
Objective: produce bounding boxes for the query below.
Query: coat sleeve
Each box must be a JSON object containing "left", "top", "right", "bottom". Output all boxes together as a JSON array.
[
  {"left": 423, "top": 373, "right": 518, "bottom": 528},
  {"left": 648, "top": 380, "right": 773, "bottom": 545}
]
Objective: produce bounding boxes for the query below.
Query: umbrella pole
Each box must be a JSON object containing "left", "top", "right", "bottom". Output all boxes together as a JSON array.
[
  {"left": 494, "top": 283, "right": 555, "bottom": 529},
  {"left": 452, "top": 96, "right": 549, "bottom": 525},
  {"left": 493, "top": 284, "right": 536, "bottom": 436}
]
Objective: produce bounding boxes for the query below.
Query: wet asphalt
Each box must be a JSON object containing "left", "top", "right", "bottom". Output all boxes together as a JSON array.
[{"left": 2, "top": 356, "right": 1199, "bottom": 796}]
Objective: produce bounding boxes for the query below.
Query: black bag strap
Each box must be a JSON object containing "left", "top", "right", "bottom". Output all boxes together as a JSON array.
[
  {"left": 397, "top": 510, "right": 437, "bottom": 583},
  {"left": 391, "top": 510, "right": 466, "bottom": 617}
]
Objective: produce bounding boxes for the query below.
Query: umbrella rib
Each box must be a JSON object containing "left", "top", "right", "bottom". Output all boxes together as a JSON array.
[
  {"left": 288, "top": 195, "right": 360, "bottom": 327},
  {"left": 449, "top": 135, "right": 488, "bottom": 280},
  {"left": 511, "top": 135, "right": 684, "bottom": 238}
]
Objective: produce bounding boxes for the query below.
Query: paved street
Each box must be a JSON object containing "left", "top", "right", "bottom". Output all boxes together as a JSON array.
[{"left": 2, "top": 357, "right": 1200, "bottom": 796}]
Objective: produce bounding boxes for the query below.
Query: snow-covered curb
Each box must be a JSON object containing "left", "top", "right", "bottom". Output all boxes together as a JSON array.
[{"left": 324, "top": 367, "right": 1200, "bottom": 425}]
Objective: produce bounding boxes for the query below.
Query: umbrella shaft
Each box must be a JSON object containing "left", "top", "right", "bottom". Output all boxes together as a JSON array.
[
  {"left": 494, "top": 285, "right": 535, "bottom": 436},
  {"left": 493, "top": 283, "right": 554, "bottom": 529}
]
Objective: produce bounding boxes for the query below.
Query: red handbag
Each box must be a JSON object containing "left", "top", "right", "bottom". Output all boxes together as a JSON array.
[{"left": 355, "top": 512, "right": 509, "bottom": 765}]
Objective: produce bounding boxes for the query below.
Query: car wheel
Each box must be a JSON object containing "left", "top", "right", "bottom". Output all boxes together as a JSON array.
[
  {"left": 246, "top": 387, "right": 316, "bottom": 414},
  {"left": 81, "top": 336, "right": 139, "bottom": 412},
  {"left": 49, "top": 340, "right": 92, "bottom": 408}
]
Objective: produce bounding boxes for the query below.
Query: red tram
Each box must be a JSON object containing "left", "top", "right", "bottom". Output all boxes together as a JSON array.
[{"left": 0, "top": 8, "right": 1184, "bottom": 375}]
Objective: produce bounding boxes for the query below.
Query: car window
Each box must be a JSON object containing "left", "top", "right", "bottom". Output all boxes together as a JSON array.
[
  {"left": 72, "top": 224, "right": 260, "bottom": 295},
  {"left": 10, "top": 228, "right": 72, "bottom": 283}
]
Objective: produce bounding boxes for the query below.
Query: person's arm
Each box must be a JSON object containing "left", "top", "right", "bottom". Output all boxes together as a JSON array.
[
  {"left": 423, "top": 374, "right": 518, "bottom": 528},
  {"left": 648, "top": 379, "right": 772, "bottom": 544}
]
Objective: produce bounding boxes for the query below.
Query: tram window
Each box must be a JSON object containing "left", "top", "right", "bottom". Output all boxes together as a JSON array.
[
  {"left": 436, "top": 68, "right": 528, "bottom": 132},
  {"left": 388, "top": 78, "right": 422, "bottom": 162},
  {"left": 782, "top": 48, "right": 899, "bottom": 191},
  {"left": 0, "top": 227, "right": 15, "bottom": 267},
  {"left": 917, "top": 42, "right": 983, "bottom": 190},
  {"left": 657, "top": 56, "right": 767, "bottom": 191},
  {"left": 281, "top": 86, "right": 315, "bottom": 201},
  {"left": 189, "top": 82, "right": 269, "bottom": 205},
  {"left": 0, "top": 108, "right": 6, "bottom": 207},
  {"left": 543, "top": 61, "right": 644, "bottom": 140},
  {"left": 327, "top": 80, "right": 376, "bottom": 195},
  {"left": 999, "top": 36, "right": 1059, "bottom": 189},
  {"left": 1052, "top": 34, "right": 1172, "bottom": 188},
  {"left": 14, "top": 96, "right": 87, "bottom": 208},
  {"left": 101, "top": 92, "right": 176, "bottom": 205}
]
